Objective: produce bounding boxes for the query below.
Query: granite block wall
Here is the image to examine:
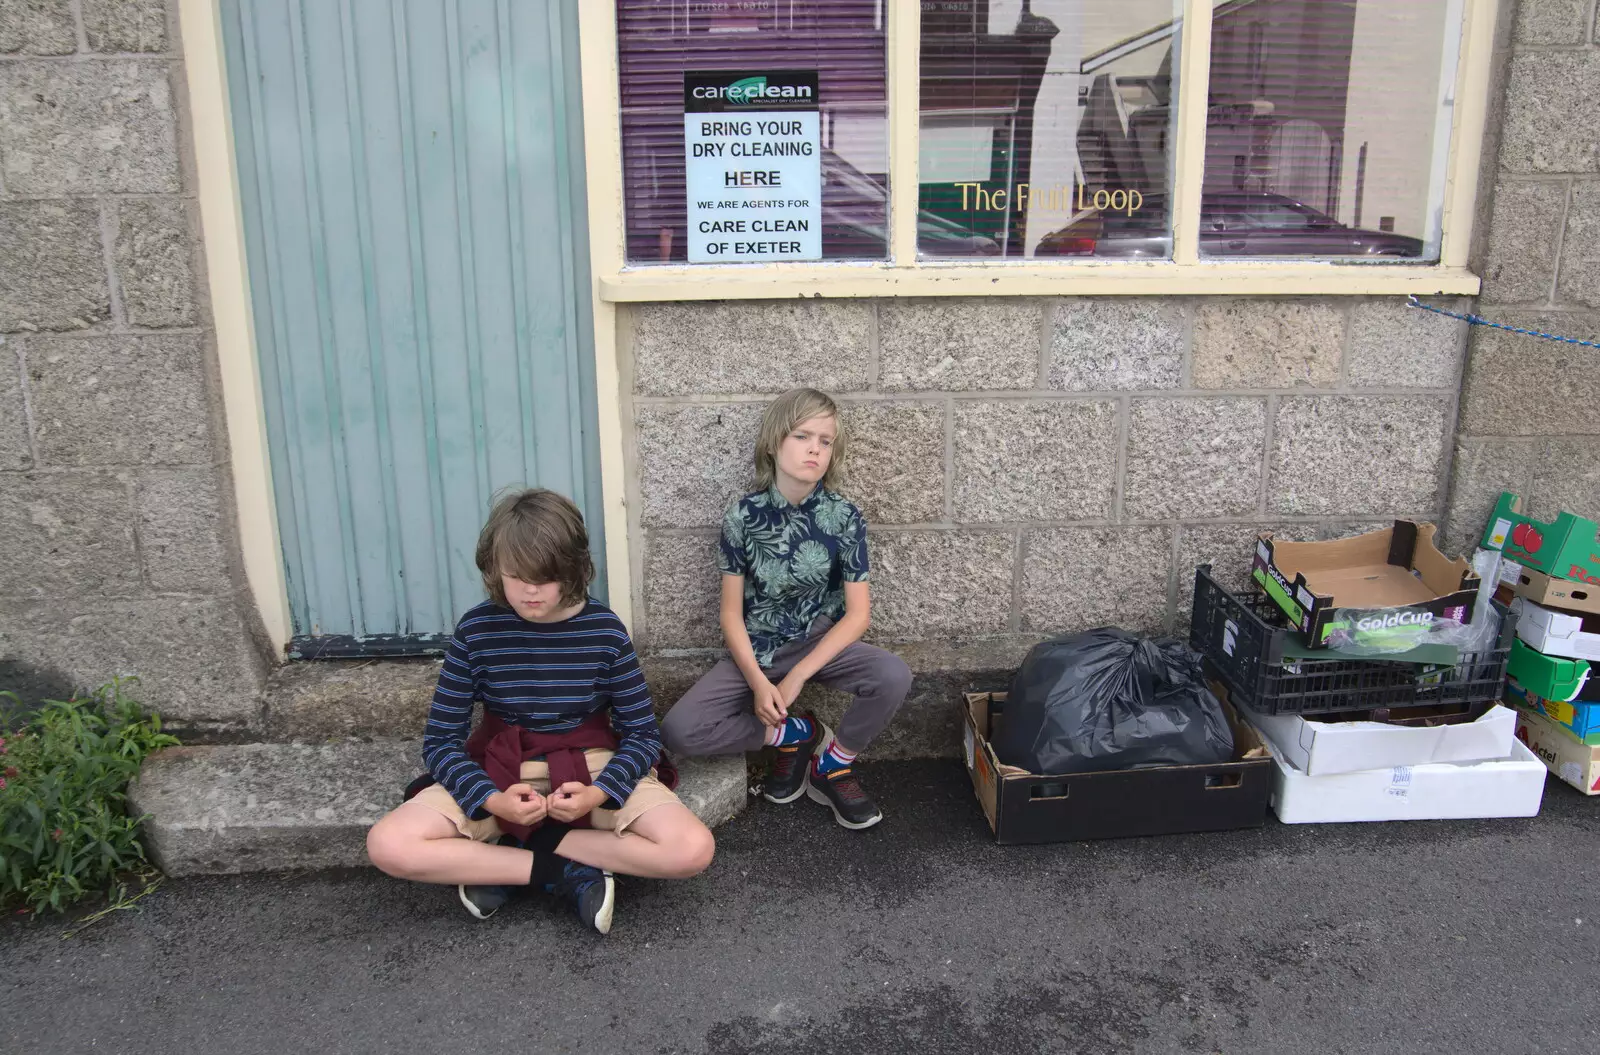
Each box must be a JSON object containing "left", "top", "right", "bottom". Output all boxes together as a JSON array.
[
  {"left": 623, "top": 295, "right": 1469, "bottom": 658},
  {"left": 0, "top": 0, "right": 266, "bottom": 724},
  {"left": 1446, "top": 0, "right": 1600, "bottom": 545}
]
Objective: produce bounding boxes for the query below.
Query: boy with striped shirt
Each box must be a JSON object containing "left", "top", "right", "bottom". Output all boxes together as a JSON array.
[{"left": 367, "top": 489, "right": 715, "bottom": 933}]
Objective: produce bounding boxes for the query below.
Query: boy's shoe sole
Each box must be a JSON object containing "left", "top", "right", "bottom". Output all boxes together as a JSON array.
[
  {"left": 762, "top": 719, "right": 831, "bottom": 805},
  {"left": 457, "top": 883, "right": 511, "bottom": 920},
  {"left": 805, "top": 781, "right": 883, "bottom": 830},
  {"left": 590, "top": 872, "right": 616, "bottom": 935},
  {"left": 763, "top": 779, "right": 809, "bottom": 805}
]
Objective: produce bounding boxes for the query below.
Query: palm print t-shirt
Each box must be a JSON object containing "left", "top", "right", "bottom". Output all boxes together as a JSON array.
[{"left": 717, "top": 484, "right": 870, "bottom": 668}]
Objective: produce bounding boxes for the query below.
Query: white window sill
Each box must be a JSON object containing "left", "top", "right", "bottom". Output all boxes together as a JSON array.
[{"left": 598, "top": 260, "right": 1481, "bottom": 301}]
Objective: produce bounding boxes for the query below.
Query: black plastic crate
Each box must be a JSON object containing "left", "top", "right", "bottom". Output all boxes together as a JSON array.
[{"left": 1188, "top": 565, "right": 1514, "bottom": 716}]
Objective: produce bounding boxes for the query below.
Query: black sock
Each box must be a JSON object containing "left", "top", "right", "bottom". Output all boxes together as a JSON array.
[{"left": 524, "top": 822, "right": 571, "bottom": 887}]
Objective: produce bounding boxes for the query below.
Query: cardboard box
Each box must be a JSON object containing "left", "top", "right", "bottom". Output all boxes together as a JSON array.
[
  {"left": 1510, "top": 564, "right": 1600, "bottom": 616},
  {"left": 962, "top": 690, "right": 1273, "bottom": 844},
  {"left": 1507, "top": 638, "right": 1590, "bottom": 702},
  {"left": 1250, "top": 703, "right": 1517, "bottom": 776},
  {"left": 1253, "top": 522, "right": 1478, "bottom": 648},
  {"left": 1264, "top": 736, "right": 1547, "bottom": 823},
  {"left": 1505, "top": 677, "right": 1600, "bottom": 745},
  {"left": 1481, "top": 492, "right": 1600, "bottom": 584},
  {"left": 1515, "top": 708, "right": 1600, "bottom": 796},
  {"left": 1511, "top": 596, "right": 1600, "bottom": 661}
]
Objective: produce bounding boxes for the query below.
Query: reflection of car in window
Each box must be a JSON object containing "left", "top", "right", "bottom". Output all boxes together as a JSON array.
[
  {"left": 820, "top": 149, "right": 1000, "bottom": 258},
  {"left": 1034, "top": 191, "right": 1423, "bottom": 259}
]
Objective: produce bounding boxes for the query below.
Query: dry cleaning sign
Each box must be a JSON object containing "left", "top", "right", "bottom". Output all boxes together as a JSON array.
[{"left": 684, "top": 71, "right": 821, "bottom": 263}]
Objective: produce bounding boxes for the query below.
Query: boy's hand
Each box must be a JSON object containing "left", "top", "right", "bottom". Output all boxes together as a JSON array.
[
  {"left": 751, "top": 678, "right": 788, "bottom": 727},
  {"left": 485, "top": 783, "right": 546, "bottom": 827},
  {"left": 547, "top": 782, "right": 608, "bottom": 823}
]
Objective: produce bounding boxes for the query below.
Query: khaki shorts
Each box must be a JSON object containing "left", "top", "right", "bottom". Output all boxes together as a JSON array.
[{"left": 411, "top": 747, "right": 680, "bottom": 842}]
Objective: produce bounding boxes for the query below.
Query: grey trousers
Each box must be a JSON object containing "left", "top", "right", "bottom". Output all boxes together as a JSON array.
[{"left": 660, "top": 627, "right": 913, "bottom": 757}]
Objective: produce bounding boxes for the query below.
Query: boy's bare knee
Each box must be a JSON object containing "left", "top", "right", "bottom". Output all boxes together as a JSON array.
[
  {"left": 366, "top": 821, "right": 415, "bottom": 879},
  {"left": 668, "top": 825, "right": 715, "bottom": 878}
]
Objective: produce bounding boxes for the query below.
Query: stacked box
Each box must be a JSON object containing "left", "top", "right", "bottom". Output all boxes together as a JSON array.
[
  {"left": 1515, "top": 707, "right": 1600, "bottom": 796},
  {"left": 1481, "top": 493, "right": 1600, "bottom": 586},
  {"left": 1504, "top": 677, "right": 1600, "bottom": 746},
  {"left": 1191, "top": 535, "right": 1544, "bottom": 823},
  {"left": 1483, "top": 493, "right": 1600, "bottom": 795}
]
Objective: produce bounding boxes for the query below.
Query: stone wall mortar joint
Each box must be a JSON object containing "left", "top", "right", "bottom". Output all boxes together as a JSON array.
[
  {"left": 1549, "top": 178, "right": 1577, "bottom": 305},
  {"left": 1035, "top": 299, "right": 1053, "bottom": 388},
  {"left": 0, "top": 192, "right": 200, "bottom": 202},
  {"left": 0, "top": 54, "right": 174, "bottom": 63},
  {"left": 819, "top": 513, "right": 1408, "bottom": 533},
  {"left": 1337, "top": 300, "right": 1353, "bottom": 387},
  {"left": 97, "top": 199, "right": 126, "bottom": 326},
  {"left": 942, "top": 396, "right": 954, "bottom": 521},
  {"left": 11, "top": 326, "right": 208, "bottom": 339},
  {"left": 866, "top": 300, "right": 880, "bottom": 390},
  {"left": 1112, "top": 395, "right": 1129, "bottom": 522},
  {"left": 1164, "top": 527, "right": 1184, "bottom": 634},
  {"left": 636, "top": 387, "right": 1462, "bottom": 404},
  {"left": 11, "top": 339, "right": 40, "bottom": 467},
  {"left": 1008, "top": 529, "right": 1027, "bottom": 632},
  {"left": 1179, "top": 299, "right": 1195, "bottom": 388},
  {"left": 127, "top": 471, "right": 149, "bottom": 589},
  {"left": 0, "top": 461, "right": 221, "bottom": 474},
  {"left": 70, "top": 0, "right": 89, "bottom": 52},
  {"left": 1258, "top": 393, "right": 1277, "bottom": 517}
]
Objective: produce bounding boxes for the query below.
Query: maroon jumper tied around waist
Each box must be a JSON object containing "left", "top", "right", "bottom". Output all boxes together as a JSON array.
[
  {"left": 406, "top": 712, "right": 678, "bottom": 844},
  {"left": 469, "top": 711, "right": 614, "bottom": 842}
]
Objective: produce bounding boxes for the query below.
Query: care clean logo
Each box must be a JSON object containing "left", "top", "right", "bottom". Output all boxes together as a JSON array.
[
  {"left": 685, "top": 70, "right": 820, "bottom": 114},
  {"left": 722, "top": 75, "right": 770, "bottom": 104},
  {"left": 694, "top": 75, "right": 812, "bottom": 104}
]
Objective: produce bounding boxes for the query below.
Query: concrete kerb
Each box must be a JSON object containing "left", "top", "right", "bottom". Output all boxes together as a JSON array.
[{"left": 130, "top": 741, "right": 749, "bottom": 878}]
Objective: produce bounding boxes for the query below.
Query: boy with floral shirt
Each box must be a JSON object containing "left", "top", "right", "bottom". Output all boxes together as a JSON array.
[{"left": 661, "top": 388, "right": 913, "bottom": 829}]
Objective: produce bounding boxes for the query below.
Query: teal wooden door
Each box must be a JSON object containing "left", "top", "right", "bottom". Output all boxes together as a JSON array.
[{"left": 221, "top": 0, "right": 605, "bottom": 656}]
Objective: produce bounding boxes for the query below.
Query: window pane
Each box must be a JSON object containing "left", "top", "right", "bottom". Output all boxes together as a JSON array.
[
  {"left": 919, "top": 0, "right": 1183, "bottom": 260},
  {"left": 616, "top": 1, "right": 888, "bottom": 265},
  {"left": 1201, "top": 0, "right": 1461, "bottom": 261}
]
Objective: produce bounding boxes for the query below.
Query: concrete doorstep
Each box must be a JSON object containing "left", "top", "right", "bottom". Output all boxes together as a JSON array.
[
  {"left": 132, "top": 639, "right": 1029, "bottom": 876},
  {"left": 128, "top": 743, "right": 750, "bottom": 878}
]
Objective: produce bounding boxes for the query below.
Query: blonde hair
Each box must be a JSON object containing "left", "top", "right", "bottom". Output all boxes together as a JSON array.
[
  {"left": 475, "top": 488, "right": 594, "bottom": 608},
  {"left": 754, "top": 388, "right": 846, "bottom": 492}
]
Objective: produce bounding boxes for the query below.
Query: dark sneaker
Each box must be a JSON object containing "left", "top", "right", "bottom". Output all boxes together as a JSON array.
[
  {"left": 763, "top": 717, "right": 828, "bottom": 804},
  {"left": 546, "top": 860, "right": 615, "bottom": 934},
  {"left": 806, "top": 765, "right": 883, "bottom": 830},
  {"left": 458, "top": 884, "right": 513, "bottom": 920}
]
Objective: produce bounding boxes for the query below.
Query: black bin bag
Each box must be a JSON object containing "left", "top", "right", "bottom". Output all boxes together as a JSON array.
[{"left": 991, "top": 628, "right": 1234, "bottom": 775}]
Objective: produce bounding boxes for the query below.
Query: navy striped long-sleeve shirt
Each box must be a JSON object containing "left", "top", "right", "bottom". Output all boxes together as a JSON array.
[{"left": 421, "top": 599, "right": 662, "bottom": 818}]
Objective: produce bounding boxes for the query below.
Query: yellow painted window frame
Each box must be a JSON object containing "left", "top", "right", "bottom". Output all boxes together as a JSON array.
[{"left": 582, "top": 0, "right": 1498, "bottom": 301}]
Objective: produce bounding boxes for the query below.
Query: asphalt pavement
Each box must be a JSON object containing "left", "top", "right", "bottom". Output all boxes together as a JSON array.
[{"left": 4, "top": 760, "right": 1599, "bottom": 1055}]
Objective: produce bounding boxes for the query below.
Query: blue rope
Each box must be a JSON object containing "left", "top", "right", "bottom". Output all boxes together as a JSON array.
[{"left": 1406, "top": 294, "right": 1600, "bottom": 349}]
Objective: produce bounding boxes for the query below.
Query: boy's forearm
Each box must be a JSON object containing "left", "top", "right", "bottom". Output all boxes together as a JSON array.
[
  {"left": 720, "top": 615, "right": 769, "bottom": 687},
  {"left": 784, "top": 608, "right": 869, "bottom": 685},
  {"left": 422, "top": 730, "right": 497, "bottom": 817},
  {"left": 592, "top": 732, "right": 657, "bottom": 806}
]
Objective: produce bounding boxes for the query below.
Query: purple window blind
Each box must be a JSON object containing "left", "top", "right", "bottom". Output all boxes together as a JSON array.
[{"left": 616, "top": 0, "right": 888, "bottom": 264}]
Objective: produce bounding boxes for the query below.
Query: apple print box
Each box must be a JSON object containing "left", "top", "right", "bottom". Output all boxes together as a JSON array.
[{"left": 1482, "top": 492, "right": 1600, "bottom": 585}]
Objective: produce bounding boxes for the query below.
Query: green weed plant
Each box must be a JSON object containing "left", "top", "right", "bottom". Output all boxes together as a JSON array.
[{"left": 0, "top": 681, "right": 178, "bottom": 915}]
